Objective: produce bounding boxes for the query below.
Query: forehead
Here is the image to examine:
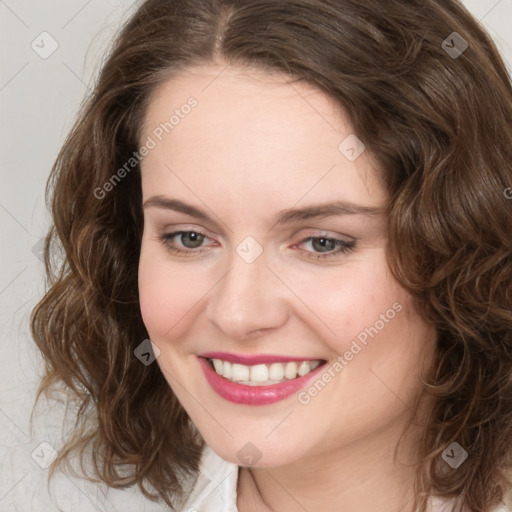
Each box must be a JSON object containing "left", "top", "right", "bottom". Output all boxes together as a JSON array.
[
  {"left": 143, "top": 63, "right": 349, "bottom": 138},
  {"left": 140, "top": 64, "right": 386, "bottom": 207}
]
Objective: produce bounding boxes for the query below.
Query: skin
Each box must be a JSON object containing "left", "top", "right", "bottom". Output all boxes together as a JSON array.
[{"left": 137, "top": 62, "right": 438, "bottom": 512}]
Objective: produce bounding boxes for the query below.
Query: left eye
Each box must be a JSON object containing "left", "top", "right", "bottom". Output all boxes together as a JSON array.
[{"left": 293, "top": 235, "right": 356, "bottom": 260}]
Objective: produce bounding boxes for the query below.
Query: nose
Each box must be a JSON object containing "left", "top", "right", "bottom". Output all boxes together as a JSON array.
[{"left": 206, "top": 244, "right": 289, "bottom": 341}]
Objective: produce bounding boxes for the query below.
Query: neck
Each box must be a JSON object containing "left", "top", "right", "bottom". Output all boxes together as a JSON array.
[{"left": 237, "top": 412, "right": 426, "bottom": 512}]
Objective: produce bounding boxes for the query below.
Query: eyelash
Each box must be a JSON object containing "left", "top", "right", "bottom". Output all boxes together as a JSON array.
[{"left": 156, "top": 230, "right": 356, "bottom": 260}]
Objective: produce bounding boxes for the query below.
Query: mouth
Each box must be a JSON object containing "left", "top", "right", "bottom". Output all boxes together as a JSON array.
[
  {"left": 198, "top": 355, "right": 328, "bottom": 406},
  {"left": 205, "top": 357, "right": 327, "bottom": 386}
]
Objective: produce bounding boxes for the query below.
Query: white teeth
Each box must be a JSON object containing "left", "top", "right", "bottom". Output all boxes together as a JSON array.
[
  {"left": 209, "top": 358, "right": 323, "bottom": 386},
  {"left": 223, "top": 360, "right": 232, "bottom": 379},
  {"left": 269, "top": 362, "right": 284, "bottom": 381},
  {"left": 297, "top": 361, "right": 311, "bottom": 377},
  {"left": 231, "top": 363, "right": 250, "bottom": 382},
  {"left": 250, "top": 364, "right": 269, "bottom": 382},
  {"left": 310, "top": 360, "right": 321, "bottom": 370},
  {"left": 213, "top": 359, "right": 224, "bottom": 375},
  {"left": 284, "top": 362, "right": 298, "bottom": 379}
]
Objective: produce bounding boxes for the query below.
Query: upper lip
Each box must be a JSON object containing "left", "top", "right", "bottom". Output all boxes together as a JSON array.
[{"left": 199, "top": 351, "right": 326, "bottom": 365}]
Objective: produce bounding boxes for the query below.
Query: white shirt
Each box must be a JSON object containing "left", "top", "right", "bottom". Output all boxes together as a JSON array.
[
  {"left": 180, "top": 444, "right": 239, "bottom": 512},
  {"left": 180, "top": 444, "right": 510, "bottom": 512}
]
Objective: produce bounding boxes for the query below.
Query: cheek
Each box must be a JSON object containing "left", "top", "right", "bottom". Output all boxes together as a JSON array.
[
  {"left": 138, "top": 246, "right": 207, "bottom": 340},
  {"left": 288, "top": 254, "right": 396, "bottom": 347}
]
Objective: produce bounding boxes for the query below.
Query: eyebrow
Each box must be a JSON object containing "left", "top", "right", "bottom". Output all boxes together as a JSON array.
[{"left": 142, "top": 196, "right": 385, "bottom": 228}]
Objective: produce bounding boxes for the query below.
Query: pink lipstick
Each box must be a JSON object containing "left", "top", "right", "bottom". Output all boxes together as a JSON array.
[{"left": 198, "top": 355, "right": 326, "bottom": 406}]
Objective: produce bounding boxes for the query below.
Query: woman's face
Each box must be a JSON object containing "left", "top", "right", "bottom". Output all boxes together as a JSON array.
[{"left": 138, "top": 63, "right": 437, "bottom": 467}]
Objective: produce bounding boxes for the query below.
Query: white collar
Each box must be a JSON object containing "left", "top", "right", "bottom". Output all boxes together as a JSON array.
[{"left": 180, "top": 443, "right": 239, "bottom": 512}]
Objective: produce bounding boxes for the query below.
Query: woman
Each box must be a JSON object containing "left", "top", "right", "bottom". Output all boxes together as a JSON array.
[{"left": 31, "top": 0, "right": 512, "bottom": 511}]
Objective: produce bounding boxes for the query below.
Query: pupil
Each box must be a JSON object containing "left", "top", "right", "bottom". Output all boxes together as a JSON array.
[
  {"left": 314, "top": 237, "right": 333, "bottom": 252},
  {"left": 183, "top": 232, "right": 203, "bottom": 248}
]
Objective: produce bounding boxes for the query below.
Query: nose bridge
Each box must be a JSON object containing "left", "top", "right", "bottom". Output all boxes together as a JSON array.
[{"left": 206, "top": 238, "right": 287, "bottom": 339}]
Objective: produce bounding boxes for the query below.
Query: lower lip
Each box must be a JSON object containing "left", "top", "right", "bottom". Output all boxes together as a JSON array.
[{"left": 198, "top": 357, "right": 326, "bottom": 406}]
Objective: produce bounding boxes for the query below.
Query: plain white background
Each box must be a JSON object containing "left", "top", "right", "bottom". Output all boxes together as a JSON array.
[{"left": 1, "top": 0, "right": 512, "bottom": 510}]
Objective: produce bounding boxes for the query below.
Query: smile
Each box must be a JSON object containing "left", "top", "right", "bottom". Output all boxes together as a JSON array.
[
  {"left": 208, "top": 358, "right": 323, "bottom": 386},
  {"left": 198, "top": 354, "right": 327, "bottom": 406}
]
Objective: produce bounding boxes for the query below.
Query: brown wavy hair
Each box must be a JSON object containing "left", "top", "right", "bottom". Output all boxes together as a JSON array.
[{"left": 30, "top": 0, "right": 512, "bottom": 510}]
